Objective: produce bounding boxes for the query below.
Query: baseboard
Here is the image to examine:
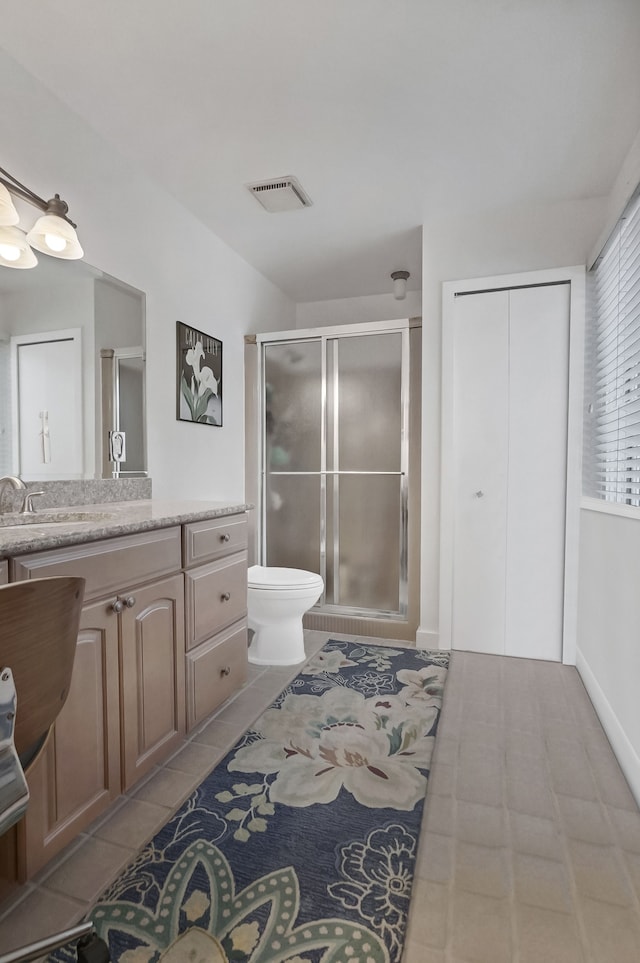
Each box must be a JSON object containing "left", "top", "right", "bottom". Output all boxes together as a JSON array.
[
  {"left": 415, "top": 627, "right": 445, "bottom": 650},
  {"left": 576, "top": 647, "right": 640, "bottom": 806}
]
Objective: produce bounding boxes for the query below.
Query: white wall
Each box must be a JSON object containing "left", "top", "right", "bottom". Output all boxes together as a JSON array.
[
  {"left": 0, "top": 50, "right": 295, "bottom": 502},
  {"left": 296, "top": 290, "right": 422, "bottom": 327}
]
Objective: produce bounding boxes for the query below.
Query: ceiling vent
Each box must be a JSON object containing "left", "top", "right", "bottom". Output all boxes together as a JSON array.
[{"left": 246, "top": 176, "right": 312, "bottom": 213}]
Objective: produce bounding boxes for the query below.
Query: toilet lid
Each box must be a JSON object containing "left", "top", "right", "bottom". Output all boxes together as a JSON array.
[{"left": 248, "top": 565, "right": 323, "bottom": 590}]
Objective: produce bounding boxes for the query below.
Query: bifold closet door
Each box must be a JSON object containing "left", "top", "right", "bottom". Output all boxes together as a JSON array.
[{"left": 451, "top": 283, "right": 569, "bottom": 660}]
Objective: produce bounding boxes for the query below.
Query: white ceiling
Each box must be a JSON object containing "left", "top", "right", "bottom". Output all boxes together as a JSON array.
[{"left": 1, "top": 0, "right": 640, "bottom": 303}]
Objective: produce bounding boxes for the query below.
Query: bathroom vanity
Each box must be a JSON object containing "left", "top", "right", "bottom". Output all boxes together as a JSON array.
[{"left": 0, "top": 499, "right": 250, "bottom": 884}]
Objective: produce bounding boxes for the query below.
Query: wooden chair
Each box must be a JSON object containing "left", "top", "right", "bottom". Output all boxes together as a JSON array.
[{"left": 0, "top": 576, "right": 110, "bottom": 963}]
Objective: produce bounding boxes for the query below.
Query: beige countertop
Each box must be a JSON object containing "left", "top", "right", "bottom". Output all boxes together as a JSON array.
[{"left": 0, "top": 499, "right": 252, "bottom": 558}]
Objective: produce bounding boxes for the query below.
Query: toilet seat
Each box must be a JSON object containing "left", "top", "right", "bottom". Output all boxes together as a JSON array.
[{"left": 248, "top": 565, "right": 323, "bottom": 592}]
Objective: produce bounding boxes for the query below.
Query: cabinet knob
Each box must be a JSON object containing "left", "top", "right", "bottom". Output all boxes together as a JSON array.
[
  {"left": 111, "top": 599, "right": 124, "bottom": 614},
  {"left": 124, "top": 595, "right": 136, "bottom": 608},
  {"left": 220, "top": 592, "right": 231, "bottom": 602},
  {"left": 220, "top": 666, "right": 231, "bottom": 677},
  {"left": 220, "top": 532, "right": 231, "bottom": 542}
]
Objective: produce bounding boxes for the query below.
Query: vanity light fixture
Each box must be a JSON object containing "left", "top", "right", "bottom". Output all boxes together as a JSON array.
[
  {"left": 391, "top": 270, "right": 410, "bottom": 301},
  {"left": 0, "top": 167, "right": 83, "bottom": 270}
]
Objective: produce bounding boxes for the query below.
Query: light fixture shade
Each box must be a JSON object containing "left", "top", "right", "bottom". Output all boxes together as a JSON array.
[
  {"left": 26, "top": 213, "right": 83, "bottom": 260},
  {"left": 0, "top": 183, "right": 20, "bottom": 227},
  {"left": 0, "top": 225, "right": 38, "bottom": 269},
  {"left": 391, "top": 270, "right": 410, "bottom": 301}
]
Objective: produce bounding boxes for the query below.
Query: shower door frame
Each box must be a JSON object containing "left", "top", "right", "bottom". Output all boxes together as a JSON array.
[{"left": 255, "top": 318, "right": 412, "bottom": 621}]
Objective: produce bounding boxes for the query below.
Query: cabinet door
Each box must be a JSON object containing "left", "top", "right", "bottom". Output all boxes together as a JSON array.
[
  {"left": 186, "top": 621, "right": 248, "bottom": 730},
  {"left": 120, "top": 573, "right": 185, "bottom": 790},
  {"left": 184, "top": 553, "right": 247, "bottom": 650},
  {"left": 20, "top": 598, "right": 121, "bottom": 877}
]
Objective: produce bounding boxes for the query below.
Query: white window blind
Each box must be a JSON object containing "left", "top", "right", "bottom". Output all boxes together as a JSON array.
[{"left": 585, "top": 189, "right": 640, "bottom": 505}]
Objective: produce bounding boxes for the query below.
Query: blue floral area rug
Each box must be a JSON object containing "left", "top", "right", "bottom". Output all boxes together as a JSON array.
[{"left": 52, "top": 640, "right": 449, "bottom": 963}]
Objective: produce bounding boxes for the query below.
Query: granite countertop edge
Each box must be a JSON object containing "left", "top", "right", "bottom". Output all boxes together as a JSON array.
[{"left": 0, "top": 499, "right": 253, "bottom": 558}]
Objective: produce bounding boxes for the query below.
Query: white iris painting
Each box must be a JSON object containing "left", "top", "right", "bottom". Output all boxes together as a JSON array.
[{"left": 177, "top": 322, "right": 223, "bottom": 426}]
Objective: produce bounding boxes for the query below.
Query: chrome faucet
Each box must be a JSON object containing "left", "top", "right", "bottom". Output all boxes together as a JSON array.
[{"left": 0, "top": 476, "right": 27, "bottom": 513}]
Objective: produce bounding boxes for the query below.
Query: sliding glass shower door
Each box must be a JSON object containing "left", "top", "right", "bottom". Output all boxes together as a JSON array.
[{"left": 261, "top": 325, "right": 408, "bottom": 618}]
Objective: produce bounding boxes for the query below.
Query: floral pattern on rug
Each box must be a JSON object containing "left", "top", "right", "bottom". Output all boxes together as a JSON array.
[{"left": 50, "top": 640, "right": 448, "bottom": 963}]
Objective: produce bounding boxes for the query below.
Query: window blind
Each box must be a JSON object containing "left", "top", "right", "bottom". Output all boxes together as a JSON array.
[{"left": 585, "top": 189, "right": 640, "bottom": 505}]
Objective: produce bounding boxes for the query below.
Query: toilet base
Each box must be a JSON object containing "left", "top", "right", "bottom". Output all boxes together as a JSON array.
[{"left": 247, "top": 618, "right": 306, "bottom": 666}]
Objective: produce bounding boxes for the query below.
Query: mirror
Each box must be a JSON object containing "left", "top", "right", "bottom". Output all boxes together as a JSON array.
[{"left": 0, "top": 255, "right": 146, "bottom": 480}]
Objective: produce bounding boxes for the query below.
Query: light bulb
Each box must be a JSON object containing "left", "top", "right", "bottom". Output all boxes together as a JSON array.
[
  {"left": 0, "top": 242, "right": 21, "bottom": 262},
  {"left": 44, "top": 232, "right": 67, "bottom": 253}
]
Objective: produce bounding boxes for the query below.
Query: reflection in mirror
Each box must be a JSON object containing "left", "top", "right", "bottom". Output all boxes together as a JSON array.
[{"left": 0, "top": 255, "right": 146, "bottom": 480}]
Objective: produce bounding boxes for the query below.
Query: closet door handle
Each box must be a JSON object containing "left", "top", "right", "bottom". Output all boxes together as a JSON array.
[
  {"left": 220, "top": 666, "right": 231, "bottom": 677},
  {"left": 110, "top": 599, "right": 124, "bottom": 614},
  {"left": 220, "top": 592, "right": 231, "bottom": 602}
]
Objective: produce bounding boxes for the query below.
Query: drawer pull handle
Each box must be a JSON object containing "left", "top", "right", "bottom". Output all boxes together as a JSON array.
[
  {"left": 221, "top": 592, "right": 231, "bottom": 602},
  {"left": 124, "top": 595, "right": 136, "bottom": 608},
  {"left": 111, "top": 599, "right": 124, "bottom": 614},
  {"left": 220, "top": 533, "right": 231, "bottom": 542},
  {"left": 220, "top": 666, "right": 231, "bottom": 677}
]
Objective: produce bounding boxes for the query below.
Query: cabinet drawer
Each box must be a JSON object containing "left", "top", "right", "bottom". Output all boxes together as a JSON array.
[
  {"left": 11, "top": 527, "right": 182, "bottom": 602},
  {"left": 185, "top": 553, "right": 247, "bottom": 650},
  {"left": 186, "top": 621, "right": 248, "bottom": 729},
  {"left": 183, "top": 514, "right": 247, "bottom": 568}
]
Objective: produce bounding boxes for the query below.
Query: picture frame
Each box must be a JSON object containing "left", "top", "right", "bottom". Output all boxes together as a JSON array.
[{"left": 176, "top": 321, "right": 223, "bottom": 426}]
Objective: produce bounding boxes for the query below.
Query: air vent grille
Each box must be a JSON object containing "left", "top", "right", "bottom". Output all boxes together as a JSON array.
[{"left": 246, "top": 175, "right": 312, "bottom": 213}]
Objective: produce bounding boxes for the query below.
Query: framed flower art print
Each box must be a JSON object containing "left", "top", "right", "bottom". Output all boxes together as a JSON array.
[{"left": 176, "top": 321, "right": 223, "bottom": 426}]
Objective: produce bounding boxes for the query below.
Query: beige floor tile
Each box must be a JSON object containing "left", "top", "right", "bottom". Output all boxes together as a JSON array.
[
  {"left": 506, "top": 760, "right": 556, "bottom": 819},
  {"left": 132, "top": 766, "right": 201, "bottom": 808},
  {"left": 556, "top": 794, "right": 614, "bottom": 846},
  {"left": 456, "top": 748, "right": 504, "bottom": 808},
  {"left": 609, "top": 806, "right": 640, "bottom": 854},
  {"left": 455, "top": 800, "right": 508, "bottom": 848},
  {"left": 165, "top": 740, "right": 221, "bottom": 776},
  {"left": 423, "top": 792, "right": 454, "bottom": 835},
  {"left": 450, "top": 890, "right": 512, "bottom": 963},
  {"left": 39, "top": 836, "right": 134, "bottom": 903},
  {"left": 93, "top": 797, "right": 170, "bottom": 850},
  {"left": 547, "top": 743, "right": 599, "bottom": 799},
  {"left": 401, "top": 940, "right": 445, "bottom": 962},
  {"left": 578, "top": 897, "right": 640, "bottom": 963},
  {"left": 454, "top": 841, "right": 510, "bottom": 898},
  {"left": 515, "top": 903, "right": 585, "bottom": 963},
  {"left": 415, "top": 831, "right": 454, "bottom": 884},
  {"left": 190, "top": 717, "right": 241, "bottom": 750},
  {"left": 588, "top": 748, "right": 638, "bottom": 811},
  {"left": 0, "top": 887, "right": 86, "bottom": 954},
  {"left": 513, "top": 852, "right": 574, "bottom": 912},
  {"left": 405, "top": 878, "right": 448, "bottom": 949},
  {"left": 510, "top": 812, "right": 564, "bottom": 860},
  {"left": 568, "top": 840, "right": 634, "bottom": 906}
]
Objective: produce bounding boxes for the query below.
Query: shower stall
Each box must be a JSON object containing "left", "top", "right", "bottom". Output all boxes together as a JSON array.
[{"left": 245, "top": 317, "right": 421, "bottom": 640}]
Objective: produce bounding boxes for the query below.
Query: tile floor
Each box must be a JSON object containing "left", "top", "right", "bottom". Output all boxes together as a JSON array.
[{"left": 1, "top": 633, "right": 640, "bottom": 962}]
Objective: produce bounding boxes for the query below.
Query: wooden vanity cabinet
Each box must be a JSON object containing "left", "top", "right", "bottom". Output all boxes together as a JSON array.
[
  {"left": 15, "top": 598, "right": 121, "bottom": 878},
  {"left": 0, "top": 512, "right": 248, "bottom": 884},
  {"left": 9, "top": 527, "right": 185, "bottom": 877},
  {"left": 183, "top": 514, "right": 249, "bottom": 730}
]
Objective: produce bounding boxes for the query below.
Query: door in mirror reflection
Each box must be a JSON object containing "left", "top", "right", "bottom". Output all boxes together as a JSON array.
[
  {"left": 262, "top": 328, "right": 408, "bottom": 619},
  {"left": 13, "top": 329, "right": 83, "bottom": 479}
]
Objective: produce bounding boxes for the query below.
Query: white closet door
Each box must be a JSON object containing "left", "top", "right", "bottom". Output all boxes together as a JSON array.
[
  {"left": 450, "top": 283, "right": 569, "bottom": 661},
  {"left": 505, "top": 285, "right": 569, "bottom": 660},
  {"left": 452, "top": 290, "right": 510, "bottom": 655}
]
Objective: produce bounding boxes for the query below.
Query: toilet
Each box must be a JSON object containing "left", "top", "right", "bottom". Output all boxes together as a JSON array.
[{"left": 247, "top": 565, "right": 324, "bottom": 666}]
